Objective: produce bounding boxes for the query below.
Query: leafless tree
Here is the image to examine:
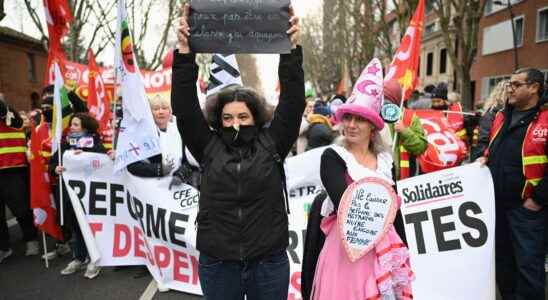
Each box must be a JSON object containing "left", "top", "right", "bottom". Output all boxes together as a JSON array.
[
  {"left": 434, "top": 0, "right": 486, "bottom": 109},
  {"left": 301, "top": 0, "right": 380, "bottom": 98},
  {"left": 0, "top": 0, "right": 6, "bottom": 21},
  {"left": 236, "top": 55, "right": 263, "bottom": 93},
  {"left": 21, "top": 0, "right": 177, "bottom": 69}
]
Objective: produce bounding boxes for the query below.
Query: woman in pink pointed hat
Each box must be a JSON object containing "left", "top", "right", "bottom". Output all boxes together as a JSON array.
[{"left": 310, "top": 59, "right": 414, "bottom": 300}]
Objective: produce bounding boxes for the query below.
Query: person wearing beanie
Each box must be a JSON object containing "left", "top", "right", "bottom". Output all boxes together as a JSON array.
[
  {"left": 383, "top": 80, "right": 428, "bottom": 180},
  {"left": 431, "top": 82, "right": 449, "bottom": 110},
  {"left": 305, "top": 105, "right": 335, "bottom": 151},
  {"left": 431, "top": 82, "right": 469, "bottom": 145},
  {"left": 423, "top": 84, "right": 436, "bottom": 96}
]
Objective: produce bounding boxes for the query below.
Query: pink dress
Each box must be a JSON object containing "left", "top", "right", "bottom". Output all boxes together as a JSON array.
[{"left": 311, "top": 147, "right": 414, "bottom": 300}]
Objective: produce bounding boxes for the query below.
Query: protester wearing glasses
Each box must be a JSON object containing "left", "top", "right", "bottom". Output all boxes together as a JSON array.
[
  {"left": 170, "top": 4, "right": 304, "bottom": 300},
  {"left": 478, "top": 68, "right": 548, "bottom": 299}
]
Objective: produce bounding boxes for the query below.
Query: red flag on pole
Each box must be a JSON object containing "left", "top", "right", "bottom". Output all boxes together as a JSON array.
[
  {"left": 43, "top": 0, "right": 73, "bottom": 84},
  {"left": 384, "top": 0, "right": 425, "bottom": 100},
  {"left": 87, "top": 49, "right": 113, "bottom": 148},
  {"left": 30, "top": 120, "right": 63, "bottom": 240}
]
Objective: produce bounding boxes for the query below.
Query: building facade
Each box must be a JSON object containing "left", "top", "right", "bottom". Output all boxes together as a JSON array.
[
  {"left": 418, "top": 4, "right": 456, "bottom": 91},
  {"left": 380, "top": 2, "right": 457, "bottom": 94},
  {"left": 0, "top": 26, "right": 48, "bottom": 111},
  {"left": 471, "top": 0, "right": 548, "bottom": 104}
]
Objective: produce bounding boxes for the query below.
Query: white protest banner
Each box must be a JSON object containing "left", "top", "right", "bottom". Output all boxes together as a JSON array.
[
  {"left": 397, "top": 163, "right": 496, "bottom": 300},
  {"left": 62, "top": 152, "right": 201, "bottom": 294},
  {"left": 285, "top": 146, "right": 326, "bottom": 299},
  {"left": 63, "top": 147, "right": 328, "bottom": 298}
]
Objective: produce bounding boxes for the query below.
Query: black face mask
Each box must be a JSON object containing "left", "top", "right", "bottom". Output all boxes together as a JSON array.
[
  {"left": 220, "top": 125, "right": 258, "bottom": 146},
  {"left": 42, "top": 109, "right": 53, "bottom": 123}
]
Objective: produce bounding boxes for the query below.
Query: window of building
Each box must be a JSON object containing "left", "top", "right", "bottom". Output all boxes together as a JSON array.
[
  {"left": 426, "top": 52, "right": 434, "bottom": 76},
  {"left": 514, "top": 16, "right": 524, "bottom": 47},
  {"left": 426, "top": 0, "right": 435, "bottom": 14},
  {"left": 484, "top": 0, "right": 522, "bottom": 16},
  {"left": 482, "top": 15, "right": 524, "bottom": 55},
  {"left": 27, "top": 53, "right": 37, "bottom": 83},
  {"left": 439, "top": 48, "right": 447, "bottom": 74},
  {"left": 537, "top": 7, "right": 548, "bottom": 42},
  {"left": 425, "top": 22, "right": 437, "bottom": 35}
]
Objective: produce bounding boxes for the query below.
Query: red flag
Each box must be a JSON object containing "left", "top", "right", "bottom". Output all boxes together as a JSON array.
[
  {"left": 162, "top": 50, "right": 174, "bottom": 69},
  {"left": 30, "top": 120, "right": 63, "bottom": 240},
  {"left": 87, "top": 49, "right": 112, "bottom": 147},
  {"left": 43, "top": 0, "right": 73, "bottom": 84},
  {"left": 384, "top": 0, "right": 425, "bottom": 100},
  {"left": 412, "top": 109, "right": 467, "bottom": 173}
]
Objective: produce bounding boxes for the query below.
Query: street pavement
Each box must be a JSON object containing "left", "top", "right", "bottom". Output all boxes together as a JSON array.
[
  {"left": 3, "top": 217, "right": 548, "bottom": 299},
  {"left": 0, "top": 221, "right": 203, "bottom": 300}
]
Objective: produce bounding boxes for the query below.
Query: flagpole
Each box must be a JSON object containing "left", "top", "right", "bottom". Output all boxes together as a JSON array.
[
  {"left": 58, "top": 141, "right": 64, "bottom": 226},
  {"left": 442, "top": 110, "right": 477, "bottom": 116},
  {"left": 112, "top": 71, "right": 119, "bottom": 151},
  {"left": 42, "top": 231, "right": 49, "bottom": 268},
  {"left": 391, "top": 88, "right": 407, "bottom": 152}
]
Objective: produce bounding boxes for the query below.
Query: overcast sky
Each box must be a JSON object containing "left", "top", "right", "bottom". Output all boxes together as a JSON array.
[{"left": 1, "top": 0, "right": 323, "bottom": 101}]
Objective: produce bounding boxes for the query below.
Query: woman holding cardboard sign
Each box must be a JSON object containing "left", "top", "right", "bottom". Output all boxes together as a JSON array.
[
  {"left": 171, "top": 3, "right": 304, "bottom": 300},
  {"left": 310, "top": 59, "right": 414, "bottom": 300}
]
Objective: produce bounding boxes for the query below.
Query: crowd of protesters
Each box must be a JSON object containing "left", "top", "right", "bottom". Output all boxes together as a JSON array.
[
  {"left": 2, "top": 70, "right": 547, "bottom": 299},
  {"left": 1, "top": 7, "right": 548, "bottom": 300}
]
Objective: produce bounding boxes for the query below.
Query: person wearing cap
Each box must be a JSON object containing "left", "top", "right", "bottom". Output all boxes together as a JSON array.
[
  {"left": 171, "top": 4, "right": 304, "bottom": 299},
  {"left": 305, "top": 103, "right": 335, "bottom": 151},
  {"left": 0, "top": 93, "right": 39, "bottom": 263},
  {"left": 383, "top": 80, "right": 427, "bottom": 180},
  {"left": 310, "top": 59, "right": 413, "bottom": 300}
]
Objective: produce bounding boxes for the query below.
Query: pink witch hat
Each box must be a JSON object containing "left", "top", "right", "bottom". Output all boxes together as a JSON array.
[{"left": 335, "top": 58, "right": 385, "bottom": 130}]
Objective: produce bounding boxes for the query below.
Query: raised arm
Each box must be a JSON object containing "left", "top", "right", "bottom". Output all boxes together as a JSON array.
[
  {"left": 268, "top": 11, "right": 305, "bottom": 159},
  {"left": 171, "top": 4, "right": 213, "bottom": 163}
]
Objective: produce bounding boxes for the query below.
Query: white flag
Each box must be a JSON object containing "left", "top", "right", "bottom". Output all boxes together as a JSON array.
[
  {"left": 51, "top": 63, "right": 65, "bottom": 155},
  {"left": 207, "top": 54, "right": 242, "bottom": 95},
  {"left": 113, "top": 0, "right": 161, "bottom": 172}
]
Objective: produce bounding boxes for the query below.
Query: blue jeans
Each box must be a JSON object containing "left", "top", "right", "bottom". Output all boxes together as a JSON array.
[
  {"left": 496, "top": 206, "right": 546, "bottom": 300},
  {"left": 198, "top": 251, "right": 290, "bottom": 300}
]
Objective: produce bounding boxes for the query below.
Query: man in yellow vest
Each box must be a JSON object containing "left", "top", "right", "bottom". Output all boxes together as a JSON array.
[
  {"left": 0, "top": 93, "right": 39, "bottom": 263},
  {"left": 480, "top": 68, "right": 548, "bottom": 299}
]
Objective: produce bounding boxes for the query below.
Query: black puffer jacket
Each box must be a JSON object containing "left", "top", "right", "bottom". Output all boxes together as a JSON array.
[{"left": 171, "top": 47, "right": 305, "bottom": 261}]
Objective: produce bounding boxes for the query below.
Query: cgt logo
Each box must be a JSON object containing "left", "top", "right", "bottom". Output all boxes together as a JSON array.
[{"left": 532, "top": 127, "right": 548, "bottom": 139}]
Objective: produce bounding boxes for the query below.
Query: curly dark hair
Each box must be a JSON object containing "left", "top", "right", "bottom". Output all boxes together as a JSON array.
[
  {"left": 206, "top": 85, "right": 269, "bottom": 130},
  {"left": 70, "top": 112, "right": 100, "bottom": 134}
]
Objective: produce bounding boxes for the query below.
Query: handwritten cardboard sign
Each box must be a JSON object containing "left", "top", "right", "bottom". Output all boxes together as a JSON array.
[
  {"left": 338, "top": 177, "right": 398, "bottom": 262},
  {"left": 189, "top": 0, "right": 291, "bottom": 54}
]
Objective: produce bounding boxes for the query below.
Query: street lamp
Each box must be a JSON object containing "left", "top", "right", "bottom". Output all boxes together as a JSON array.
[{"left": 493, "top": 0, "right": 519, "bottom": 71}]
